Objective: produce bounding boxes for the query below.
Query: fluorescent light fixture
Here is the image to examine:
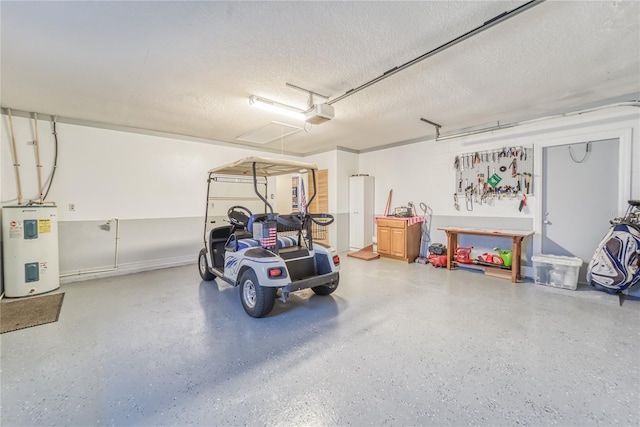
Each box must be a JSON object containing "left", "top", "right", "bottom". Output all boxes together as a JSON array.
[{"left": 249, "top": 95, "right": 305, "bottom": 120}]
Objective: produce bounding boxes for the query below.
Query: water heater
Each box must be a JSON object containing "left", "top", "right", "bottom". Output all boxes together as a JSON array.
[{"left": 2, "top": 205, "right": 60, "bottom": 297}]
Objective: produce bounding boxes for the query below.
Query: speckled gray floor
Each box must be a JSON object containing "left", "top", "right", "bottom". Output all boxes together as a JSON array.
[{"left": 1, "top": 256, "right": 639, "bottom": 426}]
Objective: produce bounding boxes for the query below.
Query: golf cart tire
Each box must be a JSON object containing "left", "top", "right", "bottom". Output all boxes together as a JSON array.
[
  {"left": 198, "top": 248, "right": 215, "bottom": 281},
  {"left": 239, "top": 269, "right": 276, "bottom": 318},
  {"left": 312, "top": 278, "right": 340, "bottom": 296}
]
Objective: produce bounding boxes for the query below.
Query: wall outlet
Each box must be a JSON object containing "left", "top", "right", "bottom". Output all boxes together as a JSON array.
[{"left": 68, "top": 203, "right": 76, "bottom": 211}]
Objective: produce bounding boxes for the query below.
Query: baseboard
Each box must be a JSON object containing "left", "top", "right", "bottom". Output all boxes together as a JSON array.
[{"left": 59, "top": 255, "right": 196, "bottom": 284}]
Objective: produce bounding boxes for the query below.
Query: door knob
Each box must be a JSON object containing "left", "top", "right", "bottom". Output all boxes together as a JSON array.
[{"left": 543, "top": 220, "right": 551, "bottom": 225}]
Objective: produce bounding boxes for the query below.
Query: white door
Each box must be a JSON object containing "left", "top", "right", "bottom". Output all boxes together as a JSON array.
[
  {"left": 542, "top": 139, "right": 619, "bottom": 280},
  {"left": 349, "top": 177, "right": 364, "bottom": 249},
  {"left": 349, "top": 176, "right": 374, "bottom": 250}
]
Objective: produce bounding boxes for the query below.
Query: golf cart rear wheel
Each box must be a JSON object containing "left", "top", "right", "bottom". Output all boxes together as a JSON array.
[
  {"left": 239, "top": 269, "right": 276, "bottom": 318},
  {"left": 198, "top": 248, "right": 215, "bottom": 281},
  {"left": 312, "top": 278, "right": 339, "bottom": 296}
]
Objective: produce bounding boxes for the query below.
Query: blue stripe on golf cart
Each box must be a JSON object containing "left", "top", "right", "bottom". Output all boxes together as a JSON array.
[{"left": 237, "top": 236, "right": 298, "bottom": 250}]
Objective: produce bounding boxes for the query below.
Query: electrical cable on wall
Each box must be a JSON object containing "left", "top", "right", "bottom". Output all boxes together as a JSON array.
[
  {"left": 42, "top": 116, "right": 59, "bottom": 201},
  {"left": 6, "top": 108, "right": 24, "bottom": 205},
  {"left": 2, "top": 110, "right": 60, "bottom": 205},
  {"left": 33, "top": 112, "right": 44, "bottom": 203}
]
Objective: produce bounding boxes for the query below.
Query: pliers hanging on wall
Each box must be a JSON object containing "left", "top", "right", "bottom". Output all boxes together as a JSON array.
[{"left": 465, "top": 182, "right": 473, "bottom": 211}]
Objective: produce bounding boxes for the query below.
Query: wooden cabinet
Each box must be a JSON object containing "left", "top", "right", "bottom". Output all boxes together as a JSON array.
[
  {"left": 391, "top": 228, "right": 406, "bottom": 257},
  {"left": 375, "top": 217, "right": 421, "bottom": 263},
  {"left": 377, "top": 227, "right": 391, "bottom": 254}
]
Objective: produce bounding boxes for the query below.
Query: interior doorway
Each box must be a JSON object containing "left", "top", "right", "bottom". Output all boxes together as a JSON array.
[{"left": 542, "top": 138, "right": 619, "bottom": 281}]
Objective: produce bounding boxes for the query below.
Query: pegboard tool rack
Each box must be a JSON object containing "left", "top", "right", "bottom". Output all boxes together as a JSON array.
[{"left": 453, "top": 146, "right": 533, "bottom": 210}]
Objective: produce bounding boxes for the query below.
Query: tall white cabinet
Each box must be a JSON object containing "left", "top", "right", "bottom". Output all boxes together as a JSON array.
[{"left": 349, "top": 175, "right": 375, "bottom": 250}]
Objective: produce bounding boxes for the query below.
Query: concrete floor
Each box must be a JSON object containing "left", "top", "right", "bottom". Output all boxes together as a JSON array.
[{"left": 1, "top": 256, "right": 639, "bottom": 426}]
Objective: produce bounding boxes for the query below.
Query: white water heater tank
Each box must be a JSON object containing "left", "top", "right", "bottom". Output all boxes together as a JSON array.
[{"left": 2, "top": 205, "right": 60, "bottom": 297}]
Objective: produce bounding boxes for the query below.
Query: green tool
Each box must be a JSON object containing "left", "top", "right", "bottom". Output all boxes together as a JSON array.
[{"left": 488, "top": 173, "right": 502, "bottom": 187}]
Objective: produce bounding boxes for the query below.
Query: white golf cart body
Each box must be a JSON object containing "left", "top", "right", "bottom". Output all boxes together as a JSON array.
[{"left": 198, "top": 157, "right": 339, "bottom": 317}]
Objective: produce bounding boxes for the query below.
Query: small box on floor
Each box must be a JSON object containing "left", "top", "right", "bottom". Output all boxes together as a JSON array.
[{"left": 531, "top": 254, "right": 583, "bottom": 290}]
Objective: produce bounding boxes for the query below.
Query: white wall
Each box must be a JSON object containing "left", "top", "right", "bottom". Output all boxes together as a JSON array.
[
  {"left": 2, "top": 106, "right": 637, "bottom": 285},
  {"left": 359, "top": 106, "right": 640, "bottom": 268},
  {"left": 1, "top": 117, "right": 301, "bottom": 219},
  {"left": 1, "top": 115, "right": 302, "bottom": 282},
  {"left": 303, "top": 149, "right": 360, "bottom": 253}
]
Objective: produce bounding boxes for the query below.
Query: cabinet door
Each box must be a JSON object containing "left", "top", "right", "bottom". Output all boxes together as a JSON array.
[
  {"left": 377, "top": 227, "right": 391, "bottom": 254},
  {"left": 391, "top": 228, "right": 406, "bottom": 258}
]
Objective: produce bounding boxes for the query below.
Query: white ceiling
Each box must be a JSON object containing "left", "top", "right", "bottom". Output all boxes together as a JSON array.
[{"left": 2, "top": 1, "right": 639, "bottom": 155}]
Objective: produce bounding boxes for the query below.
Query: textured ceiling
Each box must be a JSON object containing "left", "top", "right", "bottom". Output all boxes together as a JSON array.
[{"left": 1, "top": 1, "right": 639, "bottom": 155}]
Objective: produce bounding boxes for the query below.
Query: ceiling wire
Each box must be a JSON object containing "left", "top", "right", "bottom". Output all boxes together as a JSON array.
[
  {"left": 280, "top": 126, "right": 284, "bottom": 158},
  {"left": 327, "top": 0, "right": 546, "bottom": 106}
]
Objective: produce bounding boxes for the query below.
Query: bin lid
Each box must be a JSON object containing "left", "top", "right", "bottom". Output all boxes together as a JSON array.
[{"left": 531, "top": 254, "right": 583, "bottom": 267}]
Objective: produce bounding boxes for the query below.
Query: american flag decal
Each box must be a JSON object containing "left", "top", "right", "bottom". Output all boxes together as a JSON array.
[{"left": 261, "top": 223, "right": 277, "bottom": 248}]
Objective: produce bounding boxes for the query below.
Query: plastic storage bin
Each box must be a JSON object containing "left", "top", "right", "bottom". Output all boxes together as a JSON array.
[{"left": 531, "top": 254, "right": 583, "bottom": 290}]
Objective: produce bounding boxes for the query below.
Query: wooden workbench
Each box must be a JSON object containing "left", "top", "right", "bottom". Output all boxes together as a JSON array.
[{"left": 438, "top": 227, "right": 534, "bottom": 283}]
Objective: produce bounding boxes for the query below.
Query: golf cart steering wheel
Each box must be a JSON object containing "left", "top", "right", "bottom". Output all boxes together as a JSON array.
[{"left": 227, "top": 205, "right": 253, "bottom": 227}]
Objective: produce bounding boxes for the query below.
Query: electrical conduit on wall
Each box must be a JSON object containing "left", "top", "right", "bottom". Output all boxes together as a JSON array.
[{"left": 6, "top": 108, "right": 23, "bottom": 205}]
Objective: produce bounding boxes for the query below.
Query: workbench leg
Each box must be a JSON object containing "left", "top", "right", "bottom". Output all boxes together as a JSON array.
[
  {"left": 511, "top": 237, "right": 522, "bottom": 283},
  {"left": 446, "top": 232, "right": 457, "bottom": 270}
]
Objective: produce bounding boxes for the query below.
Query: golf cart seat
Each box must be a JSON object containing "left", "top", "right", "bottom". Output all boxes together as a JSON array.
[{"left": 227, "top": 235, "right": 299, "bottom": 251}]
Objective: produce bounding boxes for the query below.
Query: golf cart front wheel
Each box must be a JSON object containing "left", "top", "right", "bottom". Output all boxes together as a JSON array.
[
  {"left": 198, "top": 249, "right": 215, "bottom": 281},
  {"left": 239, "top": 269, "right": 276, "bottom": 318}
]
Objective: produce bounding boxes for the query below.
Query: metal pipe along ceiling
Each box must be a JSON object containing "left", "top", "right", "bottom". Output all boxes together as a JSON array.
[
  {"left": 435, "top": 101, "right": 640, "bottom": 142},
  {"left": 327, "top": 0, "right": 546, "bottom": 106}
]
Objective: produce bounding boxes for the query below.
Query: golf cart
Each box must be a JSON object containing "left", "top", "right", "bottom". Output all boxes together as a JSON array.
[{"left": 198, "top": 157, "right": 340, "bottom": 317}]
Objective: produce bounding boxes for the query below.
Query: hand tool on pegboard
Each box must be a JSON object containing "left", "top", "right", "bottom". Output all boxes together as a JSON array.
[
  {"left": 524, "top": 173, "right": 532, "bottom": 194},
  {"left": 519, "top": 193, "right": 527, "bottom": 212}
]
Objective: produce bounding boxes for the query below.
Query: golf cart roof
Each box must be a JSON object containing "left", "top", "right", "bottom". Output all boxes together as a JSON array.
[{"left": 208, "top": 157, "right": 318, "bottom": 177}]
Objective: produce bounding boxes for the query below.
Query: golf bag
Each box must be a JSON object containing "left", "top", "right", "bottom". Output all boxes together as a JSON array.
[{"left": 587, "top": 200, "right": 640, "bottom": 299}]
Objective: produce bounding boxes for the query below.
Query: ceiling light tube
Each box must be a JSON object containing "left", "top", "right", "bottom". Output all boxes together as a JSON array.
[{"left": 249, "top": 95, "right": 304, "bottom": 120}]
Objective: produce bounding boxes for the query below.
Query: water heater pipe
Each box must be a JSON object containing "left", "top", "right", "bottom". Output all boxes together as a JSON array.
[
  {"left": 33, "top": 112, "right": 44, "bottom": 203},
  {"left": 7, "top": 108, "right": 23, "bottom": 205}
]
